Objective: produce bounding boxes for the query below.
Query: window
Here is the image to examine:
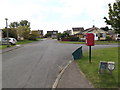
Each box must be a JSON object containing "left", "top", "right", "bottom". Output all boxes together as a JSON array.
[
  {"left": 53, "top": 32, "right": 56, "bottom": 34},
  {"left": 100, "top": 33, "right": 104, "bottom": 37}
]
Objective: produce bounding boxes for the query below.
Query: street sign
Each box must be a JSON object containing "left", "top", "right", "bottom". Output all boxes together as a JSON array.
[
  {"left": 108, "top": 62, "right": 115, "bottom": 71},
  {"left": 98, "top": 61, "right": 115, "bottom": 74}
]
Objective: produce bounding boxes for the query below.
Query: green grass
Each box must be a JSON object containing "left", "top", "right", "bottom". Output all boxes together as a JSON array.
[
  {"left": 0, "top": 39, "right": 40, "bottom": 49},
  {"left": 0, "top": 45, "right": 15, "bottom": 49},
  {"left": 0, "top": 45, "right": 7, "bottom": 49},
  {"left": 16, "top": 40, "right": 38, "bottom": 44},
  {"left": 59, "top": 41, "right": 85, "bottom": 44},
  {"left": 77, "top": 47, "right": 119, "bottom": 88},
  {"left": 59, "top": 41, "right": 118, "bottom": 45},
  {"left": 95, "top": 41, "right": 118, "bottom": 45}
]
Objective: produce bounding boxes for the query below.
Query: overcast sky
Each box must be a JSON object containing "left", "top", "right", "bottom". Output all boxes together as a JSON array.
[{"left": 0, "top": 0, "right": 115, "bottom": 34}]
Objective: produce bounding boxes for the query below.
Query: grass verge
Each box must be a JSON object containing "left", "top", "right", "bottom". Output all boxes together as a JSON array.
[
  {"left": 16, "top": 40, "right": 38, "bottom": 45},
  {"left": 0, "top": 39, "right": 40, "bottom": 49},
  {"left": 0, "top": 45, "right": 7, "bottom": 49},
  {"left": 59, "top": 41, "right": 118, "bottom": 45},
  {"left": 77, "top": 47, "right": 118, "bottom": 88},
  {"left": 59, "top": 41, "right": 85, "bottom": 44}
]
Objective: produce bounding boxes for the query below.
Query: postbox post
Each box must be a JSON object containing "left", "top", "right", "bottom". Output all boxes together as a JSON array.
[{"left": 89, "top": 46, "right": 91, "bottom": 63}]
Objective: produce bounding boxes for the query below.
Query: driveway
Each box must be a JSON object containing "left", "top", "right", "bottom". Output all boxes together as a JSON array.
[{"left": 2, "top": 39, "right": 118, "bottom": 88}]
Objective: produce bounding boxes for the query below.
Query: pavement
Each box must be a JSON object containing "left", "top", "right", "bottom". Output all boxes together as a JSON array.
[{"left": 57, "top": 61, "right": 94, "bottom": 88}]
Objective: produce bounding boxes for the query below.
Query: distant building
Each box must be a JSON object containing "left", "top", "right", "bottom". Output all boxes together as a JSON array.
[
  {"left": 47, "top": 30, "right": 58, "bottom": 38},
  {"left": 72, "top": 27, "right": 84, "bottom": 35},
  {"left": 63, "top": 30, "right": 72, "bottom": 35},
  {"left": 31, "top": 30, "right": 43, "bottom": 38}
]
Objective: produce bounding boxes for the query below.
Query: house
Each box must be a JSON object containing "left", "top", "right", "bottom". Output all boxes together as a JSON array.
[
  {"left": 31, "top": 30, "right": 43, "bottom": 38},
  {"left": 47, "top": 30, "right": 58, "bottom": 38},
  {"left": 74, "top": 32, "right": 84, "bottom": 38},
  {"left": 72, "top": 27, "right": 84, "bottom": 35},
  {"left": 83, "top": 26, "right": 107, "bottom": 40}
]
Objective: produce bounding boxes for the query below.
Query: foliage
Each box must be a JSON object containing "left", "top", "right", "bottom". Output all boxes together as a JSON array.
[
  {"left": 16, "top": 26, "right": 30, "bottom": 40},
  {"left": 62, "top": 36, "right": 79, "bottom": 41},
  {"left": 28, "top": 34, "right": 38, "bottom": 40},
  {"left": 2, "top": 28, "right": 17, "bottom": 39},
  {"left": 106, "top": 36, "right": 112, "bottom": 41},
  {"left": 100, "top": 26, "right": 110, "bottom": 31},
  {"left": 19, "top": 20, "right": 30, "bottom": 27},
  {"left": 60, "top": 32, "right": 69, "bottom": 39},
  {"left": 104, "top": 1, "right": 120, "bottom": 34},
  {"left": 45, "top": 32, "right": 52, "bottom": 38},
  {"left": 9, "top": 22, "right": 19, "bottom": 28},
  {"left": 9, "top": 20, "right": 31, "bottom": 40}
]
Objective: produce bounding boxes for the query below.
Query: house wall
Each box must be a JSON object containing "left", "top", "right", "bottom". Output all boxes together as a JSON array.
[{"left": 73, "top": 31, "right": 81, "bottom": 35}]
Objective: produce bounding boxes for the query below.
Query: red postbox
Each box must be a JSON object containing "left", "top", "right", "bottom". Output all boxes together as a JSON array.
[{"left": 86, "top": 33, "right": 94, "bottom": 46}]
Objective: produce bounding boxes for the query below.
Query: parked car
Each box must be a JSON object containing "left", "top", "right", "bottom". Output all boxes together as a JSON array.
[
  {"left": 2, "top": 38, "right": 17, "bottom": 45},
  {"left": 116, "top": 34, "right": 120, "bottom": 41}
]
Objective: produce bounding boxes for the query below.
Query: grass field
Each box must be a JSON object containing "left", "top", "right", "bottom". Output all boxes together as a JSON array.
[
  {"left": 59, "top": 41, "right": 118, "bottom": 45},
  {"left": 77, "top": 47, "right": 119, "bottom": 88}
]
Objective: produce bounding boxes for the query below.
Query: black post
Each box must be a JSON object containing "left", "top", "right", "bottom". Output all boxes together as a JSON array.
[{"left": 89, "top": 46, "right": 91, "bottom": 63}]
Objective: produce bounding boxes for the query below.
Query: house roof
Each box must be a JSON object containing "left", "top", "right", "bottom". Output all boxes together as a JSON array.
[
  {"left": 72, "top": 27, "right": 84, "bottom": 31},
  {"left": 83, "top": 26, "right": 106, "bottom": 33}
]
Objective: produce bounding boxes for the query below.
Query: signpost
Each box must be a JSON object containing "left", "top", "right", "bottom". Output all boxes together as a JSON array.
[{"left": 86, "top": 33, "right": 94, "bottom": 63}]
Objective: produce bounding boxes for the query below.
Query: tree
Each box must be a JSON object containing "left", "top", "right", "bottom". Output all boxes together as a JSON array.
[
  {"left": 28, "top": 32, "right": 39, "bottom": 41},
  {"left": 2, "top": 28, "right": 17, "bottom": 39},
  {"left": 9, "top": 22, "right": 19, "bottom": 28},
  {"left": 17, "top": 26, "right": 30, "bottom": 40},
  {"left": 9, "top": 20, "right": 31, "bottom": 40},
  {"left": 100, "top": 26, "right": 110, "bottom": 31},
  {"left": 60, "top": 32, "right": 69, "bottom": 39},
  {"left": 104, "top": 0, "right": 120, "bottom": 34},
  {"left": 19, "top": 20, "right": 30, "bottom": 28},
  {"left": 45, "top": 32, "right": 52, "bottom": 38}
]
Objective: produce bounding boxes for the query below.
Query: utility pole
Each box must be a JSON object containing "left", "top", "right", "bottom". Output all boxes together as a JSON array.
[{"left": 5, "top": 18, "right": 9, "bottom": 47}]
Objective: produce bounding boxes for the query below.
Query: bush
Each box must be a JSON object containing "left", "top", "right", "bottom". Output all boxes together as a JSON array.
[
  {"left": 28, "top": 34, "right": 37, "bottom": 41},
  {"left": 106, "top": 36, "right": 112, "bottom": 41},
  {"left": 62, "top": 37, "right": 79, "bottom": 41}
]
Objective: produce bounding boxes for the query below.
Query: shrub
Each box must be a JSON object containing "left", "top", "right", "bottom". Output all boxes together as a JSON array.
[
  {"left": 106, "top": 36, "right": 112, "bottom": 41},
  {"left": 62, "top": 37, "right": 79, "bottom": 41},
  {"left": 28, "top": 34, "right": 37, "bottom": 41}
]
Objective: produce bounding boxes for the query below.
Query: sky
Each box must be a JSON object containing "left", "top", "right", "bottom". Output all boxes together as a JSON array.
[{"left": 0, "top": 0, "right": 115, "bottom": 34}]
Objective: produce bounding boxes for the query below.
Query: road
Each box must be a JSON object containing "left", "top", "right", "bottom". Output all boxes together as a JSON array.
[{"left": 2, "top": 39, "right": 118, "bottom": 88}]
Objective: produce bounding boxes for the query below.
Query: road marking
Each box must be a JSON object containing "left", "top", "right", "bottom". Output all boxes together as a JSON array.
[{"left": 52, "top": 60, "right": 73, "bottom": 89}]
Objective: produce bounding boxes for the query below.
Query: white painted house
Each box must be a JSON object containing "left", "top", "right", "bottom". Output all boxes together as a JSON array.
[{"left": 83, "top": 26, "right": 107, "bottom": 40}]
